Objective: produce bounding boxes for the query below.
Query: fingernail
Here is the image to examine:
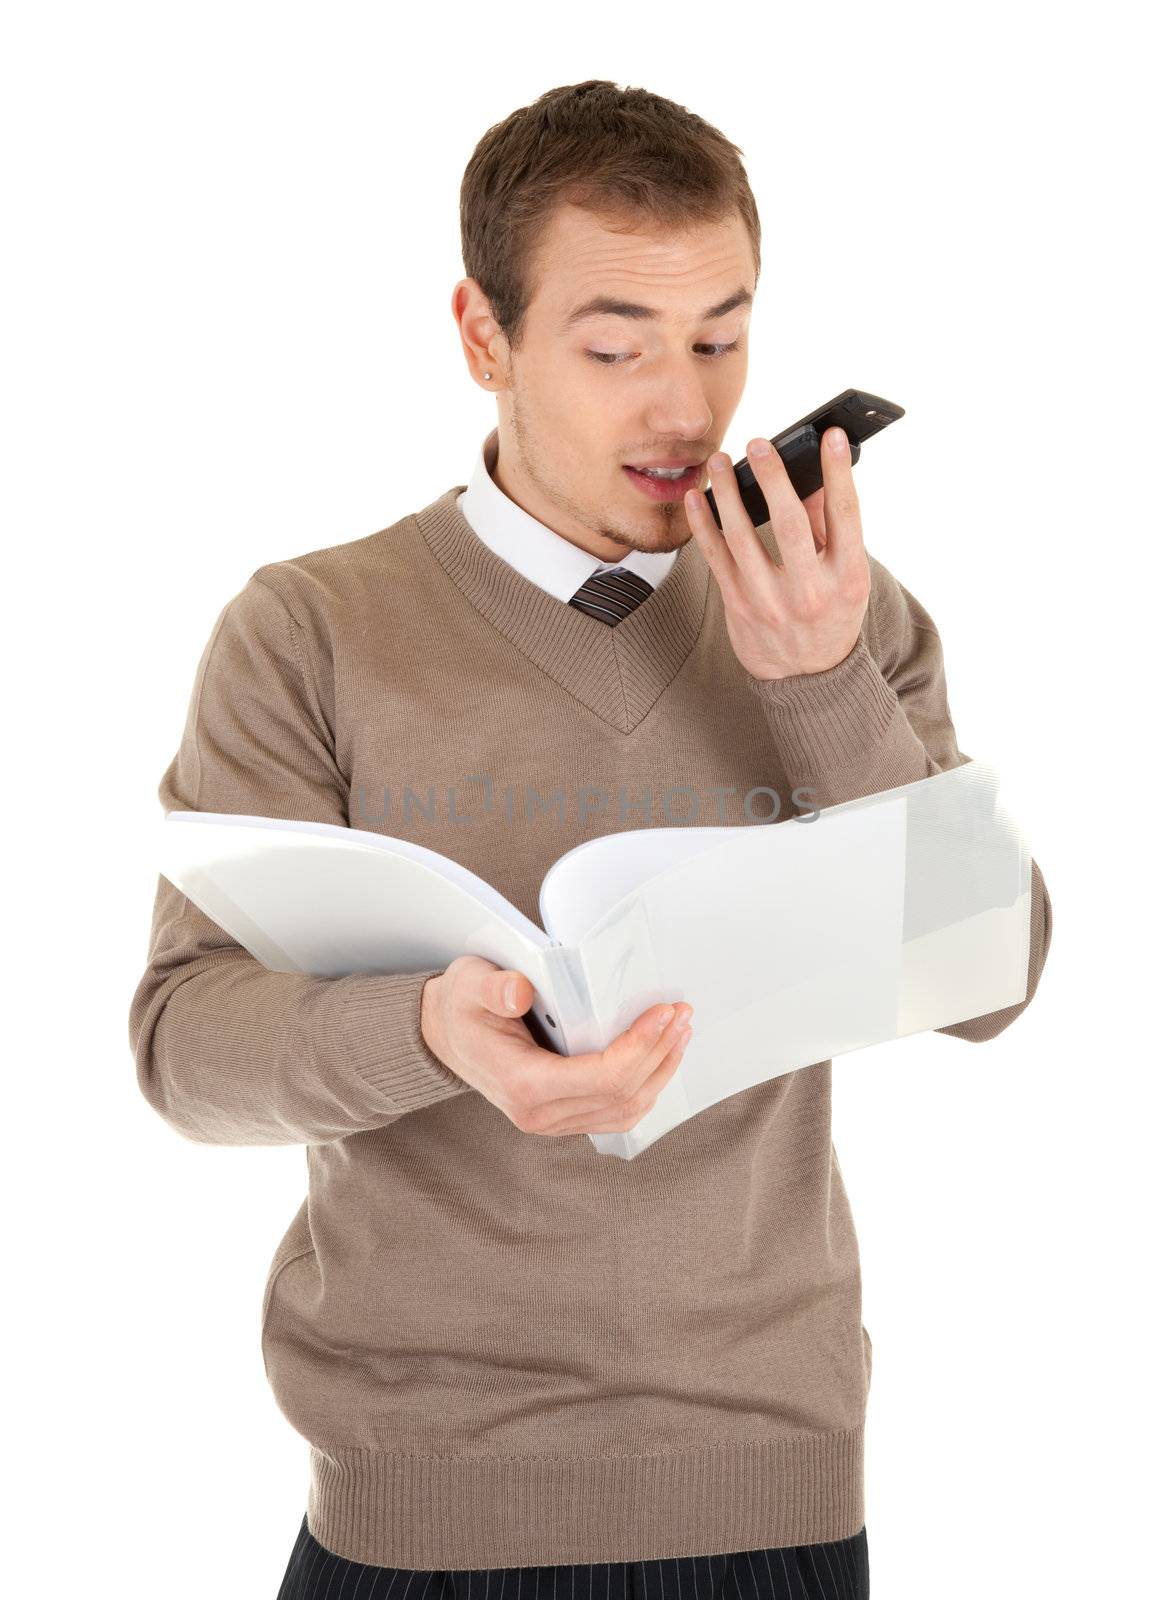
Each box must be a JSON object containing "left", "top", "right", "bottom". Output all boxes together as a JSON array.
[
  {"left": 505, "top": 978, "right": 518, "bottom": 1010},
  {"left": 672, "top": 1006, "right": 693, "bottom": 1032},
  {"left": 747, "top": 438, "right": 771, "bottom": 459},
  {"left": 655, "top": 1007, "right": 673, "bottom": 1032}
]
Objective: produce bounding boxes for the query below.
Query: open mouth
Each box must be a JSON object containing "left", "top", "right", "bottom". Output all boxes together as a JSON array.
[{"left": 622, "top": 463, "right": 703, "bottom": 501}]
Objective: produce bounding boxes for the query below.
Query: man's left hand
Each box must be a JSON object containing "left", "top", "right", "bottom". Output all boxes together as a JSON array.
[{"left": 684, "top": 425, "right": 872, "bottom": 682}]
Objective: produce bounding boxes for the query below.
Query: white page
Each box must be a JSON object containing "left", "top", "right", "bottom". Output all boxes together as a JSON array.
[
  {"left": 897, "top": 900, "right": 1028, "bottom": 1032},
  {"left": 157, "top": 813, "right": 556, "bottom": 1004},
  {"left": 539, "top": 823, "right": 756, "bottom": 945},
  {"left": 576, "top": 797, "right": 910, "bottom": 1157},
  {"left": 895, "top": 761, "right": 1031, "bottom": 1029},
  {"left": 577, "top": 758, "right": 1033, "bottom": 1158}
]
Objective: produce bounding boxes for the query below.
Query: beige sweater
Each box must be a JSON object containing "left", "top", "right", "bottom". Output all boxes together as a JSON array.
[{"left": 128, "top": 483, "right": 1053, "bottom": 1567}]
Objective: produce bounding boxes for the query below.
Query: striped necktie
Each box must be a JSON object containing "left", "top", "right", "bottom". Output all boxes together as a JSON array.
[{"left": 567, "top": 564, "right": 655, "bottom": 625}]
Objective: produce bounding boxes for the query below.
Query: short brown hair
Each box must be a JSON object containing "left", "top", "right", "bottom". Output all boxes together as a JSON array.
[{"left": 460, "top": 80, "right": 761, "bottom": 352}]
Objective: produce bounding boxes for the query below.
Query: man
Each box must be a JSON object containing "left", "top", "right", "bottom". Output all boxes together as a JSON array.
[{"left": 130, "top": 81, "right": 1052, "bottom": 1599}]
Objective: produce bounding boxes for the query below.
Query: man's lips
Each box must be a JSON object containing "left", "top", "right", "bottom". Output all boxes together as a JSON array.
[{"left": 622, "top": 463, "right": 704, "bottom": 500}]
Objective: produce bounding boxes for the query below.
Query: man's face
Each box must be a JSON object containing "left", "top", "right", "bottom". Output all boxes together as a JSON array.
[{"left": 464, "top": 203, "right": 754, "bottom": 561}]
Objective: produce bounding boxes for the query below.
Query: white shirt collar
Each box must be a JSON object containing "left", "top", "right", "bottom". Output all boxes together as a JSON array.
[{"left": 456, "top": 427, "right": 679, "bottom": 603}]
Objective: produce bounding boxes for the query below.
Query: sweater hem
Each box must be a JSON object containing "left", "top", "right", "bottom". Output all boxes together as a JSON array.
[{"left": 305, "top": 1424, "right": 864, "bottom": 1567}]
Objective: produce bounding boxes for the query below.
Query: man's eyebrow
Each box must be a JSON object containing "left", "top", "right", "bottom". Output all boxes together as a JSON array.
[{"left": 558, "top": 286, "right": 753, "bottom": 332}]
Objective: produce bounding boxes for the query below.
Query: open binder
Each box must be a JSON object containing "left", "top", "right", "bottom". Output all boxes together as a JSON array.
[{"left": 157, "top": 758, "right": 1032, "bottom": 1160}]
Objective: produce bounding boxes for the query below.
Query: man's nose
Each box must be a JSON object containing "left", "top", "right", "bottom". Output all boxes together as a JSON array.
[{"left": 643, "top": 372, "right": 713, "bottom": 446}]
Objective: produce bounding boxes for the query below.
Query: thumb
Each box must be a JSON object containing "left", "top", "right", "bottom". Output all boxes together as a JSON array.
[{"left": 484, "top": 969, "right": 534, "bottom": 1018}]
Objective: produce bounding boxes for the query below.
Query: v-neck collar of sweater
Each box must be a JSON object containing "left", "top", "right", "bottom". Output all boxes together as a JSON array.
[{"left": 413, "top": 485, "right": 712, "bottom": 735}]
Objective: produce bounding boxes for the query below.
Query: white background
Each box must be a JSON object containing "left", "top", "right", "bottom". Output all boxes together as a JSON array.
[{"left": 5, "top": 2, "right": 1168, "bottom": 1594}]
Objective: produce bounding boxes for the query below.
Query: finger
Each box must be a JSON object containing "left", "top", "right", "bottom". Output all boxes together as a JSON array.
[
  {"left": 539, "top": 1031, "right": 693, "bottom": 1137},
  {"left": 802, "top": 486, "right": 828, "bottom": 552},
  {"left": 704, "top": 452, "right": 781, "bottom": 585},
  {"left": 744, "top": 438, "right": 820, "bottom": 581},
  {"left": 819, "top": 426, "right": 863, "bottom": 564},
  {"left": 521, "top": 1002, "right": 690, "bottom": 1114},
  {"left": 482, "top": 967, "right": 533, "bottom": 1018},
  {"left": 597, "top": 1001, "right": 693, "bottom": 1096},
  {"left": 683, "top": 479, "right": 740, "bottom": 593}
]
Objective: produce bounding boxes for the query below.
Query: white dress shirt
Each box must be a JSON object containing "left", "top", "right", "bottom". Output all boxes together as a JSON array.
[{"left": 456, "top": 428, "right": 679, "bottom": 602}]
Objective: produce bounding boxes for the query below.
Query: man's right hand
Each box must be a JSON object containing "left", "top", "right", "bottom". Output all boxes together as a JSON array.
[{"left": 420, "top": 954, "right": 693, "bottom": 1137}]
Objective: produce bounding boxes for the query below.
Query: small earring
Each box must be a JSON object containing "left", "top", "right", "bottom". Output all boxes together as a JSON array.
[{"left": 482, "top": 371, "right": 492, "bottom": 380}]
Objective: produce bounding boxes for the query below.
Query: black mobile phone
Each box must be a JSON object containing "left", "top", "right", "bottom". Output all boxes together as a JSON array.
[{"left": 703, "top": 387, "right": 905, "bottom": 530}]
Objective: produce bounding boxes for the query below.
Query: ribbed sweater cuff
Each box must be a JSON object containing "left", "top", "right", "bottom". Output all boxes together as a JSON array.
[
  {"left": 746, "top": 631, "right": 931, "bottom": 807},
  {"left": 340, "top": 970, "right": 471, "bottom": 1114},
  {"left": 745, "top": 632, "right": 898, "bottom": 764}
]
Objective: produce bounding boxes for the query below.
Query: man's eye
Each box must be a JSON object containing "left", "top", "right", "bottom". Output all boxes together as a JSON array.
[{"left": 587, "top": 340, "right": 742, "bottom": 366}]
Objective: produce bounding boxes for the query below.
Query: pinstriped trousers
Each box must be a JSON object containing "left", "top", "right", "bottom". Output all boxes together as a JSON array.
[{"left": 275, "top": 1514, "right": 869, "bottom": 1600}]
